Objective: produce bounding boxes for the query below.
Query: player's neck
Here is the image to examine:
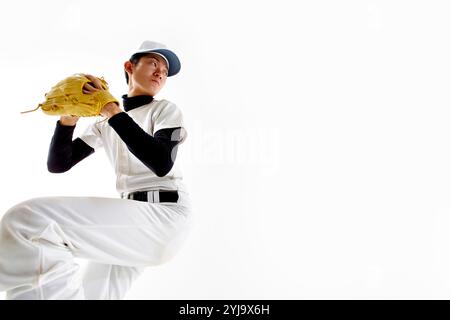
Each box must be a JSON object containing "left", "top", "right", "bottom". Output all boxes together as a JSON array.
[{"left": 122, "top": 94, "right": 154, "bottom": 112}]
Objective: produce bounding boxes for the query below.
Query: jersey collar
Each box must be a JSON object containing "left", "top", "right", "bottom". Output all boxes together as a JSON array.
[{"left": 122, "top": 94, "right": 154, "bottom": 112}]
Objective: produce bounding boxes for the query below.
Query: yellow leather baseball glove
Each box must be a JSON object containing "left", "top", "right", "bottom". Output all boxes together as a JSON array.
[{"left": 21, "top": 73, "right": 118, "bottom": 117}]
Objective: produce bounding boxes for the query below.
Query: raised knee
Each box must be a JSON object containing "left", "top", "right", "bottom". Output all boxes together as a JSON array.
[{"left": 1, "top": 199, "right": 43, "bottom": 233}]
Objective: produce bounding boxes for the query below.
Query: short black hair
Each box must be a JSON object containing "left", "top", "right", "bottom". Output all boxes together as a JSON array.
[{"left": 124, "top": 53, "right": 149, "bottom": 84}]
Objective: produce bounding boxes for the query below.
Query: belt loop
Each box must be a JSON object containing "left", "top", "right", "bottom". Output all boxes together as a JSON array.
[
  {"left": 153, "top": 190, "right": 160, "bottom": 203},
  {"left": 147, "top": 191, "right": 154, "bottom": 203}
]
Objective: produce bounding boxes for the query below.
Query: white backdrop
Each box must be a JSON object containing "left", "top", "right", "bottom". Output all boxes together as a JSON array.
[{"left": 1, "top": 0, "right": 450, "bottom": 299}]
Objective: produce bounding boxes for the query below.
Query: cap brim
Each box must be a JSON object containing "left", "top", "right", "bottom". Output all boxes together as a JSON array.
[{"left": 132, "top": 48, "right": 181, "bottom": 77}]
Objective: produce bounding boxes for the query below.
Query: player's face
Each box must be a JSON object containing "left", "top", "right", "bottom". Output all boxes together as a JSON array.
[{"left": 126, "top": 53, "right": 168, "bottom": 96}]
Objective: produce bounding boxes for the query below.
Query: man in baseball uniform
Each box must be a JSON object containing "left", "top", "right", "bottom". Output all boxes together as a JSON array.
[{"left": 0, "top": 40, "right": 193, "bottom": 299}]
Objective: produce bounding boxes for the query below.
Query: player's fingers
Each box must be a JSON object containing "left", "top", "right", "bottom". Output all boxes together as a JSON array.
[
  {"left": 92, "top": 78, "right": 104, "bottom": 90},
  {"left": 83, "top": 82, "right": 99, "bottom": 93},
  {"left": 84, "top": 74, "right": 104, "bottom": 90}
]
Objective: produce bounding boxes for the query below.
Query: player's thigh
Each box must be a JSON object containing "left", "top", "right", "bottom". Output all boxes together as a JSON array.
[{"left": 3, "top": 196, "right": 190, "bottom": 266}]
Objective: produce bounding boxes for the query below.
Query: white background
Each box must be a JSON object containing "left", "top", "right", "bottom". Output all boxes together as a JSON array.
[{"left": 1, "top": 0, "right": 450, "bottom": 299}]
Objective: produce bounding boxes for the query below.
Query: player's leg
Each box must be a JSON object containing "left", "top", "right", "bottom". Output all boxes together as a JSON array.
[
  {"left": 82, "top": 262, "right": 145, "bottom": 300},
  {"left": 0, "top": 194, "right": 192, "bottom": 299}
]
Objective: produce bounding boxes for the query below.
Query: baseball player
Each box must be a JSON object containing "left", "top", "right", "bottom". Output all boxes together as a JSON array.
[{"left": 0, "top": 40, "right": 193, "bottom": 299}]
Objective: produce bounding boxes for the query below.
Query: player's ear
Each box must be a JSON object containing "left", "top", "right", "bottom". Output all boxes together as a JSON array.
[{"left": 124, "top": 61, "right": 133, "bottom": 75}]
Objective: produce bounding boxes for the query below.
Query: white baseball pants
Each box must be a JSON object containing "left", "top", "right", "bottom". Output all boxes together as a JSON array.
[{"left": 0, "top": 191, "right": 193, "bottom": 300}]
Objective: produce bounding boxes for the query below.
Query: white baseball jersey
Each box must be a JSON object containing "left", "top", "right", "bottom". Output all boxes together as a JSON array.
[{"left": 79, "top": 99, "right": 188, "bottom": 195}]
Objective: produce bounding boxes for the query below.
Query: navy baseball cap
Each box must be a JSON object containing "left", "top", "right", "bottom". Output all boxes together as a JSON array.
[{"left": 130, "top": 40, "right": 181, "bottom": 77}]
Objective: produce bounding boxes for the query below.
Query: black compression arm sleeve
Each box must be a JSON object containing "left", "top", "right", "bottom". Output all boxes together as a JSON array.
[
  {"left": 108, "top": 112, "right": 182, "bottom": 177},
  {"left": 47, "top": 121, "right": 95, "bottom": 173}
]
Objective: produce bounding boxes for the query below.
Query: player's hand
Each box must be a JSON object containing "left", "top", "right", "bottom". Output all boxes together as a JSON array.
[
  {"left": 82, "top": 74, "right": 106, "bottom": 94},
  {"left": 59, "top": 115, "right": 80, "bottom": 126},
  {"left": 100, "top": 102, "right": 122, "bottom": 119}
]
